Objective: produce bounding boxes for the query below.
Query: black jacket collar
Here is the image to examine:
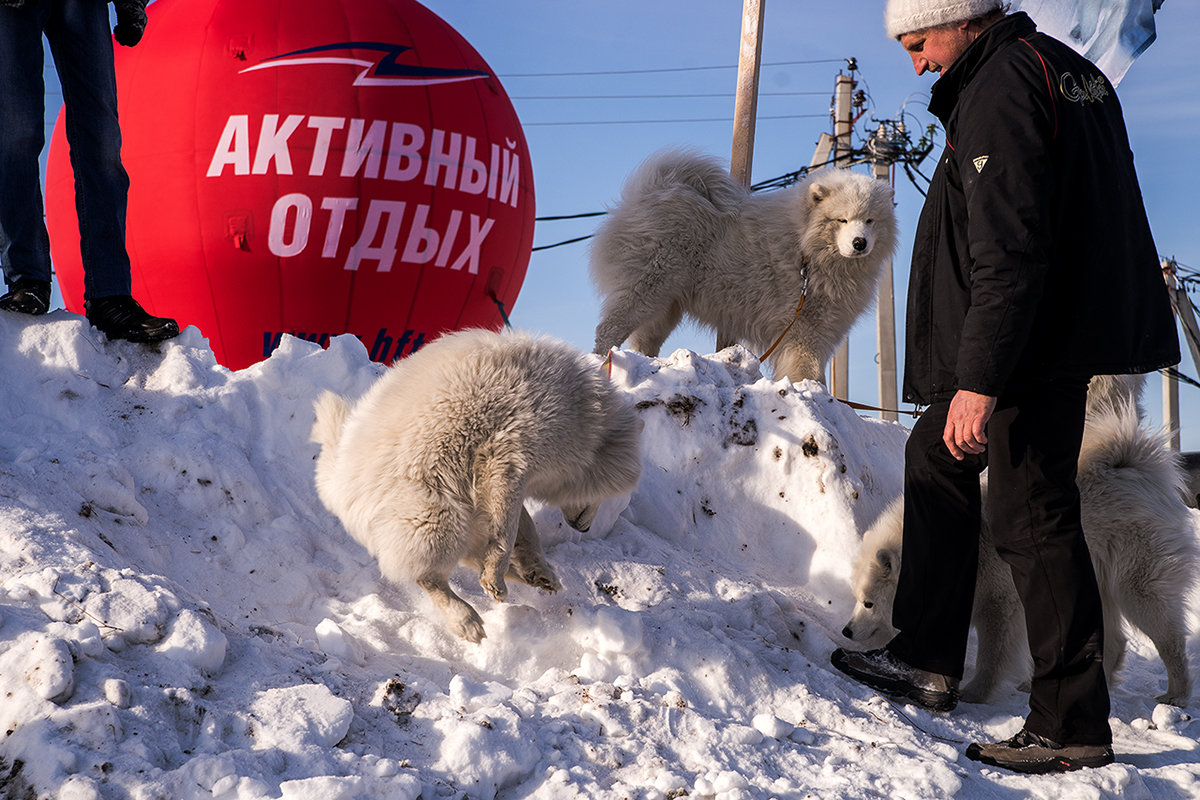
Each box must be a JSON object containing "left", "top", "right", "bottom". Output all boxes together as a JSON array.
[{"left": 928, "top": 12, "right": 1038, "bottom": 121}]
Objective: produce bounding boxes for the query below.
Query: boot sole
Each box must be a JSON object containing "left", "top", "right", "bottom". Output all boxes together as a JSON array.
[
  {"left": 966, "top": 744, "right": 1114, "bottom": 773},
  {"left": 831, "top": 650, "right": 958, "bottom": 712},
  {"left": 93, "top": 323, "right": 180, "bottom": 343},
  {"left": 971, "top": 752, "right": 1114, "bottom": 774}
]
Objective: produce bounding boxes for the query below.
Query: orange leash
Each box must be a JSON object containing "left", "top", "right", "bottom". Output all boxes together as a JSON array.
[
  {"left": 838, "top": 398, "right": 923, "bottom": 418},
  {"left": 758, "top": 257, "right": 809, "bottom": 363}
]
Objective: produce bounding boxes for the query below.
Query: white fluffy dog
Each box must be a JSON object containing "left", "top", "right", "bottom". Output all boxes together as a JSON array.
[
  {"left": 590, "top": 149, "right": 898, "bottom": 384},
  {"left": 311, "top": 329, "right": 643, "bottom": 643},
  {"left": 843, "top": 378, "right": 1199, "bottom": 705}
]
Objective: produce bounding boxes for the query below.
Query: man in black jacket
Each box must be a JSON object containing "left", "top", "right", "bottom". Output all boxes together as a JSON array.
[
  {"left": 831, "top": 0, "right": 1180, "bottom": 774},
  {"left": 0, "top": 0, "right": 178, "bottom": 342}
]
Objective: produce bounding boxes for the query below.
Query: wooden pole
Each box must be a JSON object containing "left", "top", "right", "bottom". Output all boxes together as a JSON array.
[
  {"left": 829, "top": 71, "right": 855, "bottom": 398},
  {"left": 729, "top": 0, "right": 764, "bottom": 188},
  {"left": 872, "top": 154, "right": 898, "bottom": 421},
  {"left": 720, "top": 0, "right": 765, "bottom": 353},
  {"left": 1163, "top": 258, "right": 1200, "bottom": 450}
]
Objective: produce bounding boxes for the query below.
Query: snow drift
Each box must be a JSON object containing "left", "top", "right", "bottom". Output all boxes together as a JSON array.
[{"left": 0, "top": 310, "right": 1196, "bottom": 800}]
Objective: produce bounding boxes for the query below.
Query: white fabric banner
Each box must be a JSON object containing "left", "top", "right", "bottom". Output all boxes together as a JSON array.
[{"left": 1011, "top": 0, "right": 1163, "bottom": 85}]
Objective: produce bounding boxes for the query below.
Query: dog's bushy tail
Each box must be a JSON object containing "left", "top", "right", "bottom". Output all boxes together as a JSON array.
[
  {"left": 311, "top": 391, "right": 351, "bottom": 452},
  {"left": 1080, "top": 398, "right": 1187, "bottom": 499},
  {"left": 626, "top": 148, "right": 746, "bottom": 213}
]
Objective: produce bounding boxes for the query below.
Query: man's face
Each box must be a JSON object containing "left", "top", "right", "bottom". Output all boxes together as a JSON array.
[{"left": 899, "top": 23, "right": 975, "bottom": 76}]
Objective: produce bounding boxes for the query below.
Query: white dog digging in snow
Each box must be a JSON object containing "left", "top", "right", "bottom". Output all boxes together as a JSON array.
[
  {"left": 310, "top": 328, "right": 644, "bottom": 643},
  {"left": 589, "top": 149, "right": 897, "bottom": 384},
  {"left": 842, "top": 376, "right": 1198, "bottom": 705}
]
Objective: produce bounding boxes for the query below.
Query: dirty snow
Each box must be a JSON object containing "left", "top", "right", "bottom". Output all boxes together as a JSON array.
[{"left": 0, "top": 310, "right": 1197, "bottom": 800}]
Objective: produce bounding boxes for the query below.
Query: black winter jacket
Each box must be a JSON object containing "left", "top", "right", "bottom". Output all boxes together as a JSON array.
[{"left": 902, "top": 12, "right": 1179, "bottom": 405}]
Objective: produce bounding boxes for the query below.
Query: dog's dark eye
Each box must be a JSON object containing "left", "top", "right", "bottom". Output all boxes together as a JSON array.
[
  {"left": 866, "top": 219, "right": 874, "bottom": 224},
  {"left": 837, "top": 218, "right": 848, "bottom": 224},
  {"left": 863, "top": 601, "right": 874, "bottom": 609}
]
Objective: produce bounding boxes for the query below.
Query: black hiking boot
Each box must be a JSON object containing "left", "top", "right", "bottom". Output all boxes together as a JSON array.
[
  {"left": 85, "top": 295, "right": 180, "bottom": 343},
  {"left": 0, "top": 278, "right": 51, "bottom": 315},
  {"left": 965, "top": 727, "right": 1114, "bottom": 774},
  {"left": 831, "top": 647, "right": 959, "bottom": 712}
]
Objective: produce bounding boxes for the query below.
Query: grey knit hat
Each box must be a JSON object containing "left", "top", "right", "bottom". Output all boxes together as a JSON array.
[{"left": 885, "top": 0, "right": 1004, "bottom": 39}]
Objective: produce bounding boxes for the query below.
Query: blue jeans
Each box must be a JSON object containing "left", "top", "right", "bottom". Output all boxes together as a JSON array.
[{"left": 0, "top": 0, "right": 133, "bottom": 301}]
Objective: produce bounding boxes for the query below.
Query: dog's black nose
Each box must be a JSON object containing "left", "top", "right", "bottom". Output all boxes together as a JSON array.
[
  {"left": 852, "top": 237, "right": 868, "bottom": 252},
  {"left": 841, "top": 626, "right": 853, "bottom": 639}
]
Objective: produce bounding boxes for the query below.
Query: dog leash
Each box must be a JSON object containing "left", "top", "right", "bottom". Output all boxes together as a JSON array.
[
  {"left": 839, "top": 398, "right": 924, "bottom": 418},
  {"left": 752, "top": 256, "right": 919, "bottom": 419},
  {"left": 758, "top": 256, "right": 809, "bottom": 362}
]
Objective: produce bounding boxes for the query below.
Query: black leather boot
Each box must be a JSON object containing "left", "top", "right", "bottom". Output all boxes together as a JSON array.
[
  {"left": 0, "top": 278, "right": 51, "bottom": 315},
  {"left": 85, "top": 295, "right": 180, "bottom": 343}
]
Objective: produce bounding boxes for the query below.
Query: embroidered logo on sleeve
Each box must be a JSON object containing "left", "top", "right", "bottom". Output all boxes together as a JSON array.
[
  {"left": 972, "top": 155, "right": 989, "bottom": 174},
  {"left": 1059, "top": 71, "right": 1109, "bottom": 104}
]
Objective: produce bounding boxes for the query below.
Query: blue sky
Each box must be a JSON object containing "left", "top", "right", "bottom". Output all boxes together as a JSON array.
[
  {"left": 41, "top": 1, "right": 1200, "bottom": 449},
  {"left": 417, "top": 0, "right": 1200, "bottom": 450}
]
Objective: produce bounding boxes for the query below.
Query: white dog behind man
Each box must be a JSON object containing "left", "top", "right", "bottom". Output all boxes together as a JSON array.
[
  {"left": 590, "top": 148, "right": 898, "bottom": 384},
  {"left": 842, "top": 376, "right": 1199, "bottom": 706},
  {"left": 310, "top": 328, "right": 644, "bottom": 643}
]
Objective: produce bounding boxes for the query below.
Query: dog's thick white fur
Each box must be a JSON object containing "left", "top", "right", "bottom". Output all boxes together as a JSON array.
[
  {"left": 589, "top": 149, "right": 898, "bottom": 384},
  {"left": 843, "top": 377, "right": 1199, "bottom": 705},
  {"left": 311, "top": 328, "right": 643, "bottom": 643}
]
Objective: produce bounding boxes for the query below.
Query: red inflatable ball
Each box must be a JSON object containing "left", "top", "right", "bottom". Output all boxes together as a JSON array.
[{"left": 45, "top": 0, "right": 534, "bottom": 369}]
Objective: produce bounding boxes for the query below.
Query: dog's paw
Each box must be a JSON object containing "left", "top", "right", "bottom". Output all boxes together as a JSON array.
[
  {"left": 523, "top": 564, "right": 562, "bottom": 594},
  {"left": 1156, "top": 690, "right": 1189, "bottom": 707},
  {"left": 481, "top": 575, "right": 509, "bottom": 603},
  {"left": 448, "top": 607, "right": 487, "bottom": 643}
]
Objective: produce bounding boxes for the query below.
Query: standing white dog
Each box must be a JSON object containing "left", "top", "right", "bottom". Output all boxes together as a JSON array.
[
  {"left": 311, "top": 329, "right": 643, "bottom": 643},
  {"left": 590, "top": 149, "right": 897, "bottom": 384},
  {"left": 842, "top": 381, "right": 1199, "bottom": 705}
]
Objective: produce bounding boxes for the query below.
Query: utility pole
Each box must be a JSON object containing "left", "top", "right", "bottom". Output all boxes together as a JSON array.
[
  {"left": 828, "top": 68, "right": 855, "bottom": 399},
  {"left": 730, "top": 0, "right": 764, "bottom": 188},
  {"left": 721, "top": 0, "right": 765, "bottom": 353},
  {"left": 871, "top": 123, "right": 899, "bottom": 421},
  {"left": 1163, "top": 258, "right": 1200, "bottom": 450}
]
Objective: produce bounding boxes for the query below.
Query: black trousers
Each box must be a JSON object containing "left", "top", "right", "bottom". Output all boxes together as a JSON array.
[{"left": 887, "top": 379, "right": 1111, "bottom": 745}]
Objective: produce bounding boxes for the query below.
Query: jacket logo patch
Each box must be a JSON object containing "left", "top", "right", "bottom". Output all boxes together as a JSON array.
[
  {"left": 1059, "top": 71, "right": 1109, "bottom": 104},
  {"left": 973, "top": 155, "right": 989, "bottom": 174}
]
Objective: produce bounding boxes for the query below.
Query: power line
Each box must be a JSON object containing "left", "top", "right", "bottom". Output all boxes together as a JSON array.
[
  {"left": 501, "top": 58, "right": 845, "bottom": 79},
  {"left": 512, "top": 91, "right": 831, "bottom": 100},
  {"left": 535, "top": 211, "right": 607, "bottom": 222},
  {"left": 532, "top": 235, "right": 593, "bottom": 253},
  {"left": 523, "top": 113, "right": 828, "bottom": 127}
]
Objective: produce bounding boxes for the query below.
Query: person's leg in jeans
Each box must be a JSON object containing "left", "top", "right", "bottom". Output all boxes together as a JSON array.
[
  {"left": 0, "top": 1, "right": 54, "bottom": 288},
  {"left": 986, "top": 379, "right": 1111, "bottom": 745},
  {"left": 45, "top": 0, "right": 133, "bottom": 301},
  {"left": 887, "top": 400, "right": 987, "bottom": 679}
]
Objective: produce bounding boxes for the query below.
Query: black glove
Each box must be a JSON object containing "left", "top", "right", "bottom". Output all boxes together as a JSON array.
[{"left": 112, "top": 0, "right": 147, "bottom": 47}]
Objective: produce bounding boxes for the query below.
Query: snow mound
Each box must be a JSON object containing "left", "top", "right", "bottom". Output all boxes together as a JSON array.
[{"left": 0, "top": 312, "right": 1196, "bottom": 799}]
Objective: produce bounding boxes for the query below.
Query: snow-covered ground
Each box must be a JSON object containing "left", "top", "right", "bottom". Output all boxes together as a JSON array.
[{"left": 0, "top": 311, "right": 1197, "bottom": 800}]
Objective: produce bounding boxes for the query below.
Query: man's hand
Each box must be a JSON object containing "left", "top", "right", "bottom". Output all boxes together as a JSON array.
[{"left": 943, "top": 389, "right": 997, "bottom": 460}]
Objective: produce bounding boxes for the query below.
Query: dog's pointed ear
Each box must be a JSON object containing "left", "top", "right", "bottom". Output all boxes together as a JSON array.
[
  {"left": 809, "top": 182, "right": 830, "bottom": 204},
  {"left": 875, "top": 548, "right": 896, "bottom": 577}
]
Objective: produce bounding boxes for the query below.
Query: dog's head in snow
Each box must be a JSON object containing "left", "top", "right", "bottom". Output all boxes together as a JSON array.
[
  {"left": 841, "top": 501, "right": 903, "bottom": 649},
  {"left": 546, "top": 404, "right": 644, "bottom": 534},
  {"left": 802, "top": 168, "right": 898, "bottom": 263}
]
